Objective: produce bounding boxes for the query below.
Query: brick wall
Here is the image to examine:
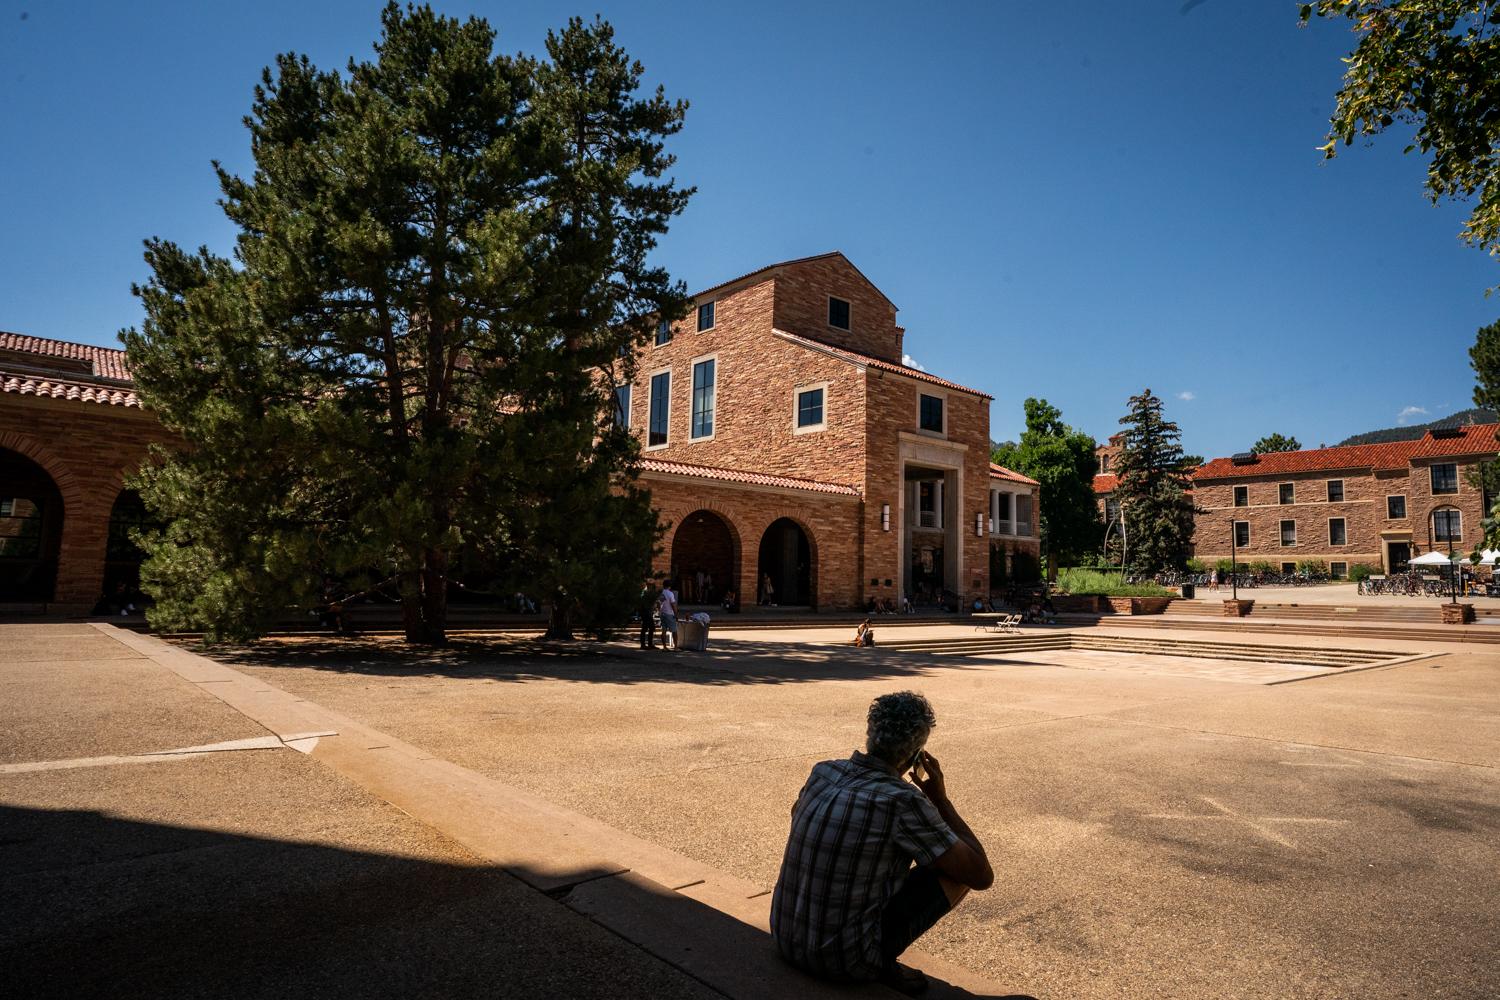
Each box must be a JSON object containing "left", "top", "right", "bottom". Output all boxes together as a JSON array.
[{"left": 770, "top": 255, "right": 904, "bottom": 363}]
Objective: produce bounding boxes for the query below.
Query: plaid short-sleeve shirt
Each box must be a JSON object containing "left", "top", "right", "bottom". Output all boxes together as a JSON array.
[{"left": 770, "top": 751, "right": 959, "bottom": 981}]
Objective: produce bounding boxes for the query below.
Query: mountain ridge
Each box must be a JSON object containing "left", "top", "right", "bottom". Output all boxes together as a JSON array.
[{"left": 1336, "top": 408, "right": 1498, "bottom": 447}]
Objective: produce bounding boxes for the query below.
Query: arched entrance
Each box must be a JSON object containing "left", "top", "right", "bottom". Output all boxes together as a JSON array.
[
  {"left": 671, "top": 510, "right": 736, "bottom": 605},
  {"left": 104, "top": 489, "right": 157, "bottom": 603},
  {"left": 758, "top": 518, "right": 813, "bottom": 607},
  {"left": 0, "top": 448, "right": 64, "bottom": 601}
]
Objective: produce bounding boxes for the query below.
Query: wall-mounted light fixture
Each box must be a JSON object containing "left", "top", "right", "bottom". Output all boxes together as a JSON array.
[
  {"left": 987, "top": 516, "right": 995, "bottom": 535},
  {"left": 881, "top": 504, "right": 891, "bottom": 532},
  {"left": 975, "top": 511, "right": 984, "bottom": 537}
]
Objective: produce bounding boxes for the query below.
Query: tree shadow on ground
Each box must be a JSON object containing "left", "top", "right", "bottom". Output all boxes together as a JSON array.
[
  {"left": 205, "top": 634, "right": 1061, "bottom": 687},
  {"left": 0, "top": 803, "right": 1031, "bottom": 1000}
]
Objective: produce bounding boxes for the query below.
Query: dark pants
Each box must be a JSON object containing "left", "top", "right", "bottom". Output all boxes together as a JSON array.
[
  {"left": 639, "top": 615, "right": 655, "bottom": 647},
  {"left": 879, "top": 866, "right": 952, "bottom": 969}
]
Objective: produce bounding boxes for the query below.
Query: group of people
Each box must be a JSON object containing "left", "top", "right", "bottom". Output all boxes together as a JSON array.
[
  {"left": 636, "top": 577, "right": 712, "bottom": 650},
  {"left": 863, "top": 595, "right": 912, "bottom": 615}
]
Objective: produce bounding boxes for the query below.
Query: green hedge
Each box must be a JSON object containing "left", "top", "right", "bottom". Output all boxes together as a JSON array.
[{"left": 1055, "top": 568, "right": 1174, "bottom": 598}]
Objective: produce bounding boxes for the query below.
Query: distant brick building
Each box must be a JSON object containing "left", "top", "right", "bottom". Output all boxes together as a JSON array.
[
  {"left": 2, "top": 252, "right": 1039, "bottom": 612},
  {"left": 1093, "top": 426, "right": 1500, "bottom": 576}
]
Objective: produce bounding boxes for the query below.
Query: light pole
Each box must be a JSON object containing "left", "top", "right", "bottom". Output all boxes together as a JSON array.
[{"left": 1229, "top": 516, "right": 1239, "bottom": 601}]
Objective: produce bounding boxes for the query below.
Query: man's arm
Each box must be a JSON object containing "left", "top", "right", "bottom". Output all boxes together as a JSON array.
[{"left": 913, "top": 752, "right": 994, "bottom": 890}]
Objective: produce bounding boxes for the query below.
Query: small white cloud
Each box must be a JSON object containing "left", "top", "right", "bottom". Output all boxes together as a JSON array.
[
  {"left": 1396, "top": 405, "right": 1428, "bottom": 425},
  {"left": 1177, "top": 390, "right": 1196, "bottom": 401},
  {"left": 902, "top": 353, "right": 926, "bottom": 371}
]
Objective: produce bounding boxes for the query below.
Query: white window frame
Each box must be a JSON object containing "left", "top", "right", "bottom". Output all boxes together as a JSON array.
[
  {"left": 1280, "top": 519, "right": 1297, "bottom": 547},
  {"left": 1330, "top": 561, "right": 1348, "bottom": 580},
  {"left": 697, "top": 300, "right": 716, "bottom": 332},
  {"left": 1233, "top": 520, "right": 1250, "bottom": 547},
  {"left": 1328, "top": 517, "right": 1347, "bottom": 546},
  {"left": 1434, "top": 508, "right": 1463, "bottom": 543},
  {"left": 1279, "top": 482, "right": 1295, "bottom": 505},
  {"left": 613, "top": 383, "right": 632, "bottom": 429},
  {"left": 1430, "top": 463, "right": 1459, "bottom": 495},
  {"left": 688, "top": 353, "right": 718, "bottom": 442},
  {"left": 646, "top": 366, "right": 672, "bottom": 451},
  {"left": 1233, "top": 485, "right": 1248, "bottom": 507},
  {"left": 1386, "top": 494, "right": 1407, "bottom": 519},
  {"left": 827, "top": 295, "right": 851, "bottom": 331},
  {"left": 654, "top": 318, "right": 673, "bottom": 347},
  {"left": 1326, "top": 479, "right": 1344, "bottom": 502},
  {"left": 793, "top": 381, "right": 828, "bottom": 435},
  {"left": 916, "top": 389, "right": 947, "bottom": 438}
]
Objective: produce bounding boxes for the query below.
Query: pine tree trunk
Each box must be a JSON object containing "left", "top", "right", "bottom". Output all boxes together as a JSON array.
[
  {"left": 545, "top": 589, "right": 573, "bottom": 640},
  {"left": 421, "top": 550, "right": 448, "bottom": 647},
  {"left": 400, "top": 570, "right": 428, "bottom": 644}
]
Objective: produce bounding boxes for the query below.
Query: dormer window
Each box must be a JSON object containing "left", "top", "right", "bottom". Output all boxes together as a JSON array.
[
  {"left": 697, "top": 301, "right": 716, "bottom": 332},
  {"left": 828, "top": 296, "right": 850, "bottom": 330}
]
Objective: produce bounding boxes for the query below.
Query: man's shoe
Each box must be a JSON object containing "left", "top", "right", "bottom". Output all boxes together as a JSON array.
[{"left": 879, "top": 963, "right": 929, "bottom": 997}]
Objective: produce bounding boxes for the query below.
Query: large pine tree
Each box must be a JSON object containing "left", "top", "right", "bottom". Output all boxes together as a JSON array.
[
  {"left": 1112, "top": 389, "right": 1196, "bottom": 573},
  {"left": 122, "top": 5, "right": 691, "bottom": 644}
]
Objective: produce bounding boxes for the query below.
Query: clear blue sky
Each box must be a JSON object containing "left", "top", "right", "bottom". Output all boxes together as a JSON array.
[{"left": 2, "top": 1, "right": 1494, "bottom": 460}]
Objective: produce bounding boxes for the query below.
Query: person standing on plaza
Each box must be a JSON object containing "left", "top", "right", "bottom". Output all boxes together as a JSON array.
[
  {"left": 658, "top": 579, "right": 679, "bottom": 649},
  {"left": 637, "top": 577, "right": 659, "bottom": 649}
]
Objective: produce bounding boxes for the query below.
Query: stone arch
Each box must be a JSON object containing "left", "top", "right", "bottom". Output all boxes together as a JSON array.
[
  {"left": 103, "top": 487, "right": 158, "bottom": 599},
  {"left": 0, "top": 430, "right": 81, "bottom": 501},
  {"left": 756, "top": 515, "right": 818, "bottom": 608},
  {"left": 670, "top": 509, "right": 740, "bottom": 606},
  {"left": 0, "top": 445, "right": 65, "bottom": 601}
]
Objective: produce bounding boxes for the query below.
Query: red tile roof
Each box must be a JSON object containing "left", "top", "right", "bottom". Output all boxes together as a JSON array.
[
  {"left": 0, "top": 331, "right": 131, "bottom": 381},
  {"left": 638, "top": 457, "right": 861, "bottom": 497},
  {"left": 774, "top": 330, "right": 993, "bottom": 400},
  {"left": 1093, "top": 473, "right": 1117, "bottom": 494},
  {"left": 1, "top": 372, "right": 140, "bottom": 407},
  {"left": 989, "top": 463, "right": 1038, "bottom": 486},
  {"left": 1192, "top": 424, "right": 1500, "bottom": 480}
]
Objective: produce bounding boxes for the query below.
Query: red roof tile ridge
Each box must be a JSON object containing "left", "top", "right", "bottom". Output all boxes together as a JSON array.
[
  {"left": 772, "top": 329, "right": 993, "bottom": 400},
  {"left": 989, "top": 463, "right": 1039, "bottom": 486},
  {"left": 0, "top": 331, "right": 131, "bottom": 381},
  {"left": 1185, "top": 428, "right": 1500, "bottom": 479},
  {"left": 1, "top": 371, "right": 141, "bottom": 407},
  {"left": 638, "top": 457, "right": 861, "bottom": 496}
]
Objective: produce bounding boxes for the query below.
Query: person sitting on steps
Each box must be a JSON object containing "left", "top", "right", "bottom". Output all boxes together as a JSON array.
[{"left": 771, "top": 692, "right": 993, "bottom": 996}]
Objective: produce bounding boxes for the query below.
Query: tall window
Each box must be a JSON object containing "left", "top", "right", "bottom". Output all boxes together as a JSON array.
[
  {"left": 648, "top": 371, "right": 670, "bottom": 447},
  {"left": 1280, "top": 519, "right": 1296, "bottom": 546},
  {"left": 691, "top": 358, "right": 715, "bottom": 439},
  {"left": 998, "top": 491, "right": 1014, "bottom": 525},
  {"left": 1431, "top": 463, "right": 1458, "bottom": 494},
  {"left": 1279, "top": 483, "right": 1295, "bottom": 505},
  {"left": 919, "top": 393, "right": 944, "bottom": 433},
  {"left": 1387, "top": 495, "right": 1407, "bottom": 519},
  {"left": 697, "top": 301, "right": 715, "bottom": 332},
  {"left": 1328, "top": 518, "right": 1347, "bottom": 545},
  {"left": 1327, "top": 479, "right": 1344, "bottom": 502},
  {"left": 613, "top": 384, "right": 631, "bottom": 428},
  {"left": 828, "top": 296, "right": 851, "bottom": 330},
  {"left": 1103, "top": 497, "right": 1118, "bottom": 525},
  {"left": 655, "top": 319, "right": 672, "bottom": 346},
  {"left": 1016, "top": 494, "right": 1033, "bottom": 536},
  {"left": 1233, "top": 485, "right": 1248, "bottom": 507},
  {"left": 796, "top": 386, "right": 824, "bottom": 429},
  {"left": 1434, "top": 508, "right": 1462, "bottom": 542},
  {"left": 1234, "top": 521, "right": 1250, "bottom": 547}
]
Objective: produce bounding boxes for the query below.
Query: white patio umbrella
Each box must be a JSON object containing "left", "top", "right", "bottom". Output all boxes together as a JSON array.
[
  {"left": 1409, "top": 550, "right": 1462, "bottom": 566},
  {"left": 1477, "top": 549, "right": 1500, "bottom": 566}
]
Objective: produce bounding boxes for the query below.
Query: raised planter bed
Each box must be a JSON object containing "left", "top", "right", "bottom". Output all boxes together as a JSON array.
[
  {"left": 1223, "top": 599, "right": 1254, "bottom": 617},
  {"left": 1052, "top": 594, "right": 1104, "bottom": 613},
  {"left": 1441, "top": 602, "right": 1476, "bottom": 625},
  {"left": 1105, "top": 596, "right": 1172, "bottom": 616}
]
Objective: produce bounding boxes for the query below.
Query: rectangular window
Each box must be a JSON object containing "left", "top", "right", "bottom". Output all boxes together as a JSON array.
[
  {"left": 1104, "top": 497, "right": 1118, "bottom": 525},
  {"left": 828, "top": 296, "right": 851, "bottom": 330},
  {"left": 655, "top": 319, "right": 672, "bottom": 346},
  {"left": 1327, "top": 479, "right": 1344, "bottom": 502},
  {"left": 697, "top": 301, "right": 715, "bottom": 332},
  {"left": 796, "top": 386, "right": 825, "bottom": 429},
  {"left": 1434, "top": 508, "right": 1462, "bottom": 542},
  {"left": 998, "top": 492, "right": 1014, "bottom": 524},
  {"left": 1387, "top": 494, "right": 1407, "bottom": 519},
  {"left": 918, "top": 481, "right": 940, "bottom": 528},
  {"left": 690, "top": 358, "right": 715, "bottom": 439},
  {"left": 1329, "top": 518, "right": 1347, "bottom": 545},
  {"left": 1234, "top": 521, "right": 1250, "bottom": 547},
  {"left": 648, "top": 371, "right": 670, "bottom": 447},
  {"left": 613, "top": 384, "right": 631, "bottom": 428},
  {"left": 1279, "top": 483, "right": 1295, "bottom": 505},
  {"left": 1431, "top": 463, "right": 1458, "bottom": 494},
  {"left": 1282, "top": 561, "right": 1297, "bottom": 574},
  {"left": 1330, "top": 561, "right": 1348, "bottom": 579},
  {"left": 1233, "top": 485, "right": 1248, "bottom": 507},
  {"left": 919, "top": 393, "right": 944, "bottom": 433},
  {"left": 1016, "top": 494, "right": 1033, "bottom": 536},
  {"left": 1280, "top": 519, "right": 1296, "bottom": 546}
]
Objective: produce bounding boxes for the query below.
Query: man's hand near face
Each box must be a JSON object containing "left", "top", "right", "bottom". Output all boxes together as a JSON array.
[{"left": 911, "top": 750, "right": 993, "bottom": 893}]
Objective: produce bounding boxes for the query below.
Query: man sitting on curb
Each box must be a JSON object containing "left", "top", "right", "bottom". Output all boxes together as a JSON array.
[{"left": 770, "top": 691, "right": 993, "bottom": 996}]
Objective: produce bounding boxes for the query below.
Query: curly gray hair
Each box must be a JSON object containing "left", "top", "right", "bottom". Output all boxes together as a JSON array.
[{"left": 866, "top": 691, "right": 936, "bottom": 765}]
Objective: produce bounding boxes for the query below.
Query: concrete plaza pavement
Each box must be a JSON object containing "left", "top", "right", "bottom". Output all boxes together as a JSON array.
[{"left": 5, "top": 620, "right": 1499, "bottom": 998}]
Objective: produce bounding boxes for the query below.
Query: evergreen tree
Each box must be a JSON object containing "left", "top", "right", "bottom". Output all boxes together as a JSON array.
[
  {"left": 122, "top": 5, "right": 690, "bottom": 645},
  {"left": 1469, "top": 318, "right": 1500, "bottom": 412},
  {"left": 991, "top": 398, "right": 1101, "bottom": 577},
  {"left": 1251, "top": 433, "right": 1301, "bottom": 454},
  {"left": 1112, "top": 389, "right": 1196, "bottom": 573}
]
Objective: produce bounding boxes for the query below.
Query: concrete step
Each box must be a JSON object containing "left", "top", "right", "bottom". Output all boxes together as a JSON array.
[{"left": 875, "top": 631, "right": 1392, "bottom": 668}]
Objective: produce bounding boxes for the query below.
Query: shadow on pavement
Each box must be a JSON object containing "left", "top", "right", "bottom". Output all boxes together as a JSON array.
[{"left": 1, "top": 803, "right": 1036, "bottom": 1000}]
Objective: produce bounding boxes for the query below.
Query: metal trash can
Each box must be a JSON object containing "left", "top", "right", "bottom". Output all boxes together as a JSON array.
[
  {"left": 676, "top": 619, "right": 708, "bottom": 652},
  {"left": 1180, "top": 583, "right": 1196, "bottom": 599}
]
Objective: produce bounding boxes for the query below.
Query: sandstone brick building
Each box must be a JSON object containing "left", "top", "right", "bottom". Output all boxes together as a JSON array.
[
  {"left": 1094, "top": 426, "right": 1500, "bottom": 576},
  {"left": 2, "top": 252, "right": 1038, "bottom": 612}
]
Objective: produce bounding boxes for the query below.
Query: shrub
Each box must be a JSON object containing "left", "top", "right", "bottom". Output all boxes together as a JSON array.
[
  {"left": 1296, "top": 558, "right": 1329, "bottom": 578},
  {"left": 1248, "top": 560, "right": 1277, "bottom": 575},
  {"left": 1214, "top": 558, "right": 1235, "bottom": 574},
  {"left": 1055, "top": 567, "right": 1174, "bottom": 598},
  {"left": 1348, "top": 563, "right": 1381, "bottom": 583},
  {"left": 1185, "top": 557, "right": 1206, "bottom": 573}
]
